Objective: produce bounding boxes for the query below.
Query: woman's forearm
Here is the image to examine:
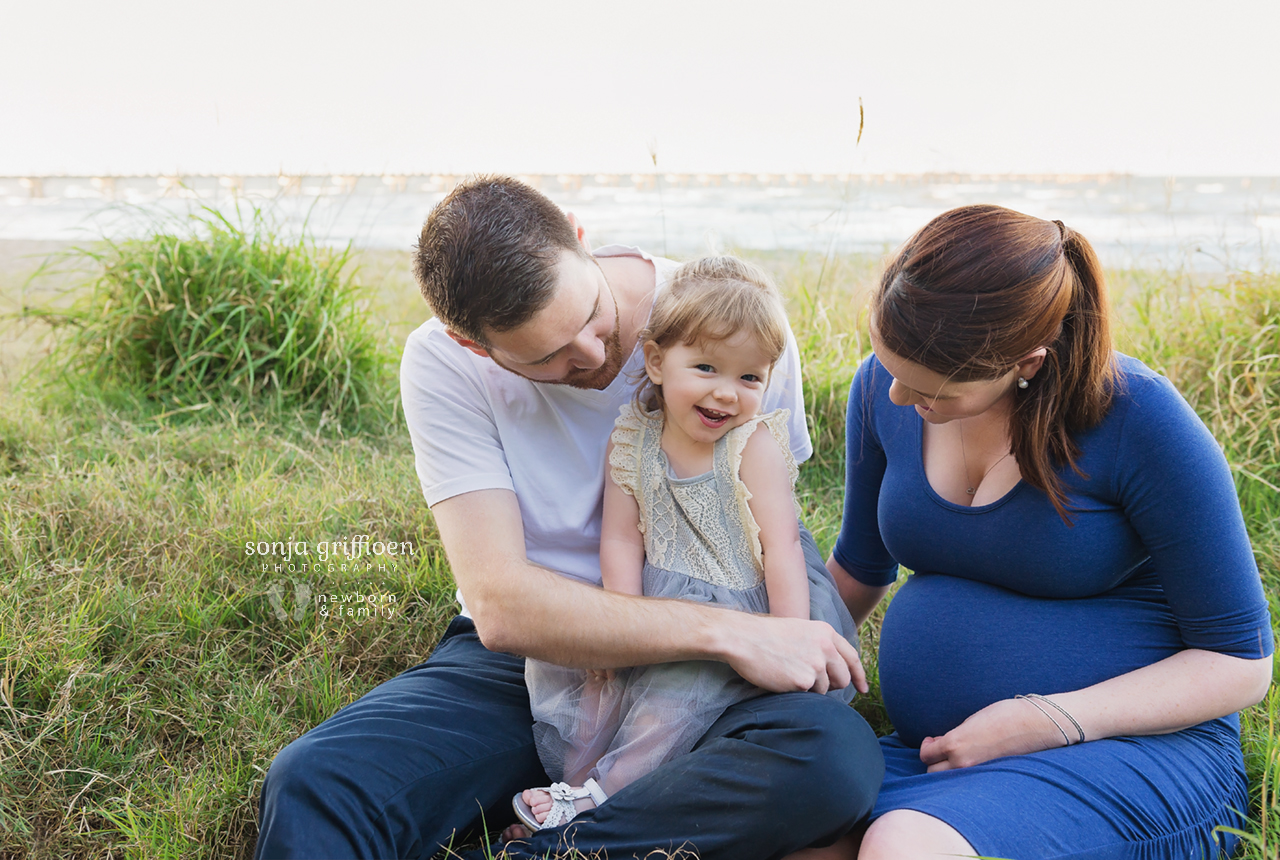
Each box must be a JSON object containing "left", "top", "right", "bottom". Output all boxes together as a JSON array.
[
  {"left": 826, "top": 555, "right": 891, "bottom": 628},
  {"left": 1048, "top": 649, "right": 1272, "bottom": 741},
  {"left": 920, "top": 647, "right": 1273, "bottom": 772}
]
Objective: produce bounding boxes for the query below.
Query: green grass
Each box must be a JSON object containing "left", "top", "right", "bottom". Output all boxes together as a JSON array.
[
  {"left": 1, "top": 239, "right": 1277, "bottom": 858},
  {"left": 1115, "top": 269, "right": 1280, "bottom": 526},
  {"left": 28, "top": 206, "right": 398, "bottom": 433}
]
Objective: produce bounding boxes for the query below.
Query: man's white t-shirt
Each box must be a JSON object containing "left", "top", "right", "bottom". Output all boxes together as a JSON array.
[{"left": 400, "top": 245, "right": 813, "bottom": 616}]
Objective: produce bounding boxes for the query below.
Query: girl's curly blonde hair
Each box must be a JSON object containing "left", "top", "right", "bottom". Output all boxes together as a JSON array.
[{"left": 636, "top": 255, "right": 789, "bottom": 414}]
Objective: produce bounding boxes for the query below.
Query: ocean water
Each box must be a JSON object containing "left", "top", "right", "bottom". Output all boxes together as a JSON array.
[{"left": 2, "top": 173, "right": 1278, "bottom": 271}]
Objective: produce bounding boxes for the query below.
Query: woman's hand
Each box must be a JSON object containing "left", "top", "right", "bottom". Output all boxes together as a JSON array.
[
  {"left": 919, "top": 697, "right": 1067, "bottom": 772},
  {"left": 920, "top": 650, "right": 1272, "bottom": 773}
]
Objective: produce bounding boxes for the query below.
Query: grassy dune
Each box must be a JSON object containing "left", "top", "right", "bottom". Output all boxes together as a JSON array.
[{"left": 0, "top": 238, "right": 1277, "bottom": 859}]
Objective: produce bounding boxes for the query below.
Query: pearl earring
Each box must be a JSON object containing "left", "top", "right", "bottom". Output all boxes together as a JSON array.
[{"left": 1017, "top": 377, "right": 1029, "bottom": 389}]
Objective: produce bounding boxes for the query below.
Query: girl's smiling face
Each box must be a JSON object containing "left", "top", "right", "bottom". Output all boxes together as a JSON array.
[{"left": 643, "top": 330, "right": 773, "bottom": 451}]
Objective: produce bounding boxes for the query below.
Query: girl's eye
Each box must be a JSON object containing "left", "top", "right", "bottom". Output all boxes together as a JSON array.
[
  {"left": 695, "top": 364, "right": 714, "bottom": 373},
  {"left": 741, "top": 374, "right": 761, "bottom": 383}
]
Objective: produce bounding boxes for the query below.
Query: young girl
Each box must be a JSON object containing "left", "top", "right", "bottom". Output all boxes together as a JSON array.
[{"left": 513, "top": 256, "right": 860, "bottom": 832}]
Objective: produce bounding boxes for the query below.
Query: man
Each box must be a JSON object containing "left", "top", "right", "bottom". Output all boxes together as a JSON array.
[{"left": 254, "top": 175, "right": 883, "bottom": 860}]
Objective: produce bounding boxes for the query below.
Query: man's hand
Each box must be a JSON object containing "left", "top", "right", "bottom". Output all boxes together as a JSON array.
[
  {"left": 919, "top": 697, "right": 1066, "bottom": 772},
  {"left": 722, "top": 614, "right": 869, "bottom": 696}
]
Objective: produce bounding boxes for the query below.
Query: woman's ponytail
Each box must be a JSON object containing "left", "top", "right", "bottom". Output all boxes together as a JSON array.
[
  {"left": 1057, "top": 223, "right": 1117, "bottom": 430},
  {"left": 1008, "top": 222, "right": 1118, "bottom": 521}
]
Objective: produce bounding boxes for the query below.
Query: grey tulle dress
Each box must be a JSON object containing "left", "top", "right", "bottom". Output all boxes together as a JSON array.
[{"left": 525, "top": 404, "right": 860, "bottom": 798}]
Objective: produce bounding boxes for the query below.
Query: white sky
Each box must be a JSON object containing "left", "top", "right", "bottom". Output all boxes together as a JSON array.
[{"left": 3, "top": 0, "right": 1278, "bottom": 177}]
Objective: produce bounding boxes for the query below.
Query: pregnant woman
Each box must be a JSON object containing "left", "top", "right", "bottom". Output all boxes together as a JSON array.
[{"left": 830, "top": 205, "right": 1273, "bottom": 859}]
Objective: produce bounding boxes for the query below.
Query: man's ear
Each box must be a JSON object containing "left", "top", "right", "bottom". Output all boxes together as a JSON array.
[
  {"left": 446, "top": 330, "right": 491, "bottom": 358},
  {"left": 642, "top": 341, "right": 663, "bottom": 385},
  {"left": 1017, "top": 347, "right": 1049, "bottom": 380},
  {"left": 566, "top": 212, "right": 592, "bottom": 254}
]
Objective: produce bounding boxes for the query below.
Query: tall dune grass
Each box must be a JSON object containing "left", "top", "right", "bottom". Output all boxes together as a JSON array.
[
  {"left": 42, "top": 206, "right": 396, "bottom": 430},
  {"left": 1117, "top": 271, "right": 1280, "bottom": 526}
]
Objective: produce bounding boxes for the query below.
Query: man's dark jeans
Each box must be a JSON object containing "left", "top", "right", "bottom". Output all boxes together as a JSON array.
[{"left": 253, "top": 534, "right": 884, "bottom": 859}]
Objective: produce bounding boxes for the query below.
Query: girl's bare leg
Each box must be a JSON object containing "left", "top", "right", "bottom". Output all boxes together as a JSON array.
[{"left": 857, "top": 810, "right": 976, "bottom": 859}]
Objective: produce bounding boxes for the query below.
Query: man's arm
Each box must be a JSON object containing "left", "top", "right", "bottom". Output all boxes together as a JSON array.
[{"left": 431, "top": 488, "right": 867, "bottom": 695}]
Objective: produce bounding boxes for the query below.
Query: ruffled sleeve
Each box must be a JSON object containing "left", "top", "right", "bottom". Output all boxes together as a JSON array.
[
  {"left": 725, "top": 408, "right": 798, "bottom": 571},
  {"left": 607, "top": 402, "right": 646, "bottom": 498},
  {"left": 760, "top": 410, "right": 799, "bottom": 488}
]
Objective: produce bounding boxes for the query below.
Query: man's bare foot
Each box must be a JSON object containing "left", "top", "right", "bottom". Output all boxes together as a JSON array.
[{"left": 522, "top": 787, "right": 599, "bottom": 824}]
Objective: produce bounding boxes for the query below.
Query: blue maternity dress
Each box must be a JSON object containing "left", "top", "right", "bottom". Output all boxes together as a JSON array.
[{"left": 833, "top": 353, "right": 1274, "bottom": 860}]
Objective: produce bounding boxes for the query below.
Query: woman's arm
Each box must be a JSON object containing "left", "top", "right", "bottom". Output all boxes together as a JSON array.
[
  {"left": 600, "top": 438, "right": 644, "bottom": 597},
  {"left": 826, "top": 555, "right": 892, "bottom": 628},
  {"left": 830, "top": 355, "right": 902, "bottom": 611},
  {"left": 919, "top": 649, "right": 1273, "bottom": 771},
  {"left": 1053, "top": 650, "right": 1272, "bottom": 741},
  {"left": 739, "top": 424, "right": 809, "bottom": 620}
]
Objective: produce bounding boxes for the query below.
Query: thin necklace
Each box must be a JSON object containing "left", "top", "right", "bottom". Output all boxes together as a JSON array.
[{"left": 957, "top": 420, "right": 1013, "bottom": 497}]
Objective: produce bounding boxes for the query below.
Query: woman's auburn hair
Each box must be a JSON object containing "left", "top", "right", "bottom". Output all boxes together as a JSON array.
[
  {"left": 871, "top": 204, "right": 1119, "bottom": 523},
  {"left": 634, "top": 255, "right": 789, "bottom": 415}
]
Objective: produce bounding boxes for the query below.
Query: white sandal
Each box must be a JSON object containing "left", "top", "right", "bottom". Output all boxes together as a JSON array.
[{"left": 511, "top": 778, "right": 608, "bottom": 831}]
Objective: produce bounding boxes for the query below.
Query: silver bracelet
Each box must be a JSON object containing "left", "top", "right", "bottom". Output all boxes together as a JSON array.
[
  {"left": 1025, "top": 693, "right": 1086, "bottom": 744},
  {"left": 1015, "top": 694, "right": 1071, "bottom": 747}
]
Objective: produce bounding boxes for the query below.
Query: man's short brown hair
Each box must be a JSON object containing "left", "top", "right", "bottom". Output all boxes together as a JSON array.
[{"left": 413, "top": 175, "right": 589, "bottom": 345}]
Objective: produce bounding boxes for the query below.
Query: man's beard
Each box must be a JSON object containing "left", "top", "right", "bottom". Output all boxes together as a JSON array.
[
  {"left": 559, "top": 321, "right": 625, "bottom": 390},
  {"left": 492, "top": 313, "right": 626, "bottom": 391}
]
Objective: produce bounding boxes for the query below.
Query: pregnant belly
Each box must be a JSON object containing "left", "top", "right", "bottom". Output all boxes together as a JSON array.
[{"left": 878, "top": 570, "right": 1184, "bottom": 748}]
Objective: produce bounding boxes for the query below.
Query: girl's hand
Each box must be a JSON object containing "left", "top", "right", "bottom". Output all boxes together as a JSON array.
[
  {"left": 919, "top": 697, "right": 1069, "bottom": 772},
  {"left": 586, "top": 668, "right": 616, "bottom": 683}
]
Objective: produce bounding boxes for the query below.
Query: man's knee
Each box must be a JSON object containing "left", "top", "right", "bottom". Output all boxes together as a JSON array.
[
  {"left": 803, "top": 698, "right": 884, "bottom": 813},
  {"left": 260, "top": 731, "right": 330, "bottom": 813},
  {"left": 260, "top": 727, "right": 379, "bottom": 819},
  {"left": 747, "top": 694, "right": 885, "bottom": 819},
  {"left": 256, "top": 730, "right": 397, "bottom": 859}
]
